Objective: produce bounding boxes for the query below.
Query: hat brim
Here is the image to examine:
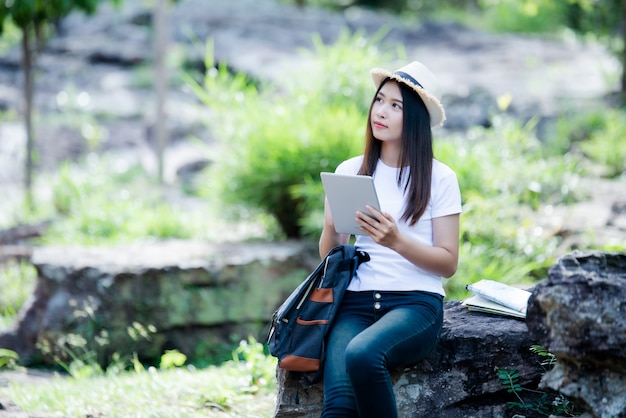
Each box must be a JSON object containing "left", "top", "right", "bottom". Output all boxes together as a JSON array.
[{"left": 371, "top": 68, "right": 446, "bottom": 128}]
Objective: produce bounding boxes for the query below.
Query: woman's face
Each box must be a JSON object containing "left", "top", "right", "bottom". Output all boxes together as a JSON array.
[{"left": 370, "top": 80, "right": 403, "bottom": 144}]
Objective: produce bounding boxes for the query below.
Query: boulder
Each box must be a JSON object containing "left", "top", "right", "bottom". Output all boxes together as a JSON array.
[
  {"left": 0, "top": 240, "right": 318, "bottom": 366},
  {"left": 527, "top": 250, "right": 626, "bottom": 418},
  {"left": 274, "top": 301, "right": 545, "bottom": 418}
]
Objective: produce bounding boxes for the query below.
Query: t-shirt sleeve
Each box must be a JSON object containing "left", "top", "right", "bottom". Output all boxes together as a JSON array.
[
  {"left": 334, "top": 156, "right": 363, "bottom": 175},
  {"left": 431, "top": 167, "right": 462, "bottom": 218}
]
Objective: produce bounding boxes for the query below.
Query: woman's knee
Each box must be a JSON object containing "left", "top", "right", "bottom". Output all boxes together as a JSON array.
[{"left": 344, "top": 339, "right": 382, "bottom": 377}]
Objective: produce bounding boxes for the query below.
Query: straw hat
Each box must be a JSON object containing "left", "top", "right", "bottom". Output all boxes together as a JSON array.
[{"left": 370, "top": 61, "right": 445, "bottom": 128}]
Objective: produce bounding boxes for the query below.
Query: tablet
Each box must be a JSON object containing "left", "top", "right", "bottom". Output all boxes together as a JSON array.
[{"left": 320, "top": 172, "right": 381, "bottom": 235}]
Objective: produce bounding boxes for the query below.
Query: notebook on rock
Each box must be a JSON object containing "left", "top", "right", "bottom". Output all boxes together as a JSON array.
[{"left": 462, "top": 279, "right": 532, "bottom": 319}]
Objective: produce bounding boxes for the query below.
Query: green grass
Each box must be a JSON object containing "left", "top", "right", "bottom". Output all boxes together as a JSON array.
[
  {"left": 0, "top": 339, "right": 278, "bottom": 417},
  {"left": 1, "top": 363, "right": 277, "bottom": 417}
]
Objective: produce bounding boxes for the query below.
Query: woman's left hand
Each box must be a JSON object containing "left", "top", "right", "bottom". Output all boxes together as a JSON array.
[{"left": 356, "top": 205, "right": 400, "bottom": 247}]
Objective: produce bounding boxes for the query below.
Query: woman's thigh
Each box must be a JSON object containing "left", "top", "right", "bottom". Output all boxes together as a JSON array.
[
  {"left": 347, "top": 292, "right": 443, "bottom": 369},
  {"left": 324, "top": 293, "right": 374, "bottom": 382}
]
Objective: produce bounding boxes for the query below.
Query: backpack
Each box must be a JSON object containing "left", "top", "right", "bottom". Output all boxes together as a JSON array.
[{"left": 267, "top": 244, "right": 370, "bottom": 381}]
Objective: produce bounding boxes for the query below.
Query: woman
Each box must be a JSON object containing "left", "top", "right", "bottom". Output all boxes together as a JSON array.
[{"left": 319, "top": 61, "right": 462, "bottom": 417}]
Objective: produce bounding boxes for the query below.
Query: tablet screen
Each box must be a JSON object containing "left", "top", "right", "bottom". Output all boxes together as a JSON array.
[{"left": 320, "top": 172, "right": 381, "bottom": 235}]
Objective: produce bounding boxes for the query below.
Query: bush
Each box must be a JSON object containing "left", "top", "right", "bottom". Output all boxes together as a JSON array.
[
  {"left": 475, "top": 0, "right": 569, "bottom": 34},
  {"left": 188, "top": 30, "right": 397, "bottom": 238},
  {"left": 39, "top": 156, "right": 199, "bottom": 245},
  {"left": 578, "top": 109, "right": 626, "bottom": 178}
]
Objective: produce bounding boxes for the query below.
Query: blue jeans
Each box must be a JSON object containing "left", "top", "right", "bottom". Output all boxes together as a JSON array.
[{"left": 322, "top": 290, "right": 444, "bottom": 418}]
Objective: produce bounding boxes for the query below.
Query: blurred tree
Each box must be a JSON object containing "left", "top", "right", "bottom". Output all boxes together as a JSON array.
[
  {"left": 563, "top": 0, "right": 626, "bottom": 99},
  {"left": 0, "top": 0, "right": 120, "bottom": 211},
  {"left": 154, "top": 0, "right": 169, "bottom": 185}
]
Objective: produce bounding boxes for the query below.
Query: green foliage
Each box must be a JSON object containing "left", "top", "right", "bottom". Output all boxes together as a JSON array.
[
  {"left": 563, "top": 0, "right": 623, "bottom": 39},
  {"left": 497, "top": 345, "right": 584, "bottom": 416},
  {"left": 0, "top": 0, "right": 119, "bottom": 30},
  {"left": 497, "top": 368, "right": 523, "bottom": 396},
  {"left": 40, "top": 156, "right": 199, "bottom": 245},
  {"left": 551, "top": 107, "right": 626, "bottom": 178},
  {"left": 530, "top": 344, "right": 556, "bottom": 368},
  {"left": 440, "top": 116, "right": 585, "bottom": 208},
  {"left": 475, "top": 0, "right": 569, "bottom": 33},
  {"left": 35, "top": 296, "right": 109, "bottom": 379},
  {"left": 159, "top": 349, "right": 187, "bottom": 370},
  {"left": 227, "top": 337, "right": 277, "bottom": 392},
  {"left": 188, "top": 30, "right": 395, "bottom": 238},
  {"left": 578, "top": 110, "right": 626, "bottom": 178},
  {"left": 295, "top": 29, "right": 397, "bottom": 114},
  {"left": 0, "top": 17, "right": 19, "bottom": 53},
  {"left": 36, "top": 296, "right": 160, "bottom": 379},
  {"left": 0, "top": 348, "right": 19, "bottom": 370},
  {"left": 0, "top": 260, "right": 37, "bottom": 331}
]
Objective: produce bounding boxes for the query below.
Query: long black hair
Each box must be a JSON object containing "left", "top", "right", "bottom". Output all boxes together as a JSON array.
[{"left": 357, "top": 78, "right": 433, "bottom": 226}]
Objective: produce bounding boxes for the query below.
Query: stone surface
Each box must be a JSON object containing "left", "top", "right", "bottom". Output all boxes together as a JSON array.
[
  {"left": 0, "top": 240, "right": 318, "bottom": 365},
  {"left": 274, "top": 301, "right": 545, "bottom": 418},
  {"left": 527, "top": 251, "right": 626, "bottom": 418}
]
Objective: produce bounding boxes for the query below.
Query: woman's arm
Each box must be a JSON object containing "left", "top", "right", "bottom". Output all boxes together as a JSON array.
[
  {"left": 356, "top": 206, "right": 459, "bottom": 278},
  {"left": 319, "top": 197, "right": 351, "bottom": 259}
]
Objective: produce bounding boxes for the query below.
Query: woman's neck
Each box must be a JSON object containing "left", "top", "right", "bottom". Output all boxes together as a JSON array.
[{"left": 380, "top": 143, "right": 402, "bottom": 168}]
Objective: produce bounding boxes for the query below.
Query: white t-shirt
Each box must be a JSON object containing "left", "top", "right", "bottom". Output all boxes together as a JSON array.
[{"left": 335, "top": 156, "right": 462, "bottom": 296}]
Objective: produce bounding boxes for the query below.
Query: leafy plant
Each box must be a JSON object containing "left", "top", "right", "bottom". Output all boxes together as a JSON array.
[
  {"left": 187, "top": 30, "right": 397, "bottom": 238},
  {"left": 497, "top": 345, "right": 584, "bottom": 416},
  {"left": 497, "top": 368, "right": 523, "bottom": 398},
  {"left": 474, "top": 0, "right": 569, "bottom": 33},
  {"left": 530, "top": 344, "right": 557, "bottom": 368},
  {"left": 579, "top": 109, "right": 626, "bottom": 178},
  {"left": 0, "top": 260, "right": 37, "bottom": 331},
  {"left": 550, "top": 107, "right": 626, "bottom": 178},
  {"left": 0, "top": 348, "right": 19, "bottom": 370},
  {"left": 39, "top": 156, "right": 202, "bottom": 245},
  {"left": 35, "top": 296, "right": 160, "bottom": 379},
  {"left": 228, "top": 337, "right": 277, "bottom": 391},
  {"left": 160, "top": 349, "right": 187, "bottom": 370}
]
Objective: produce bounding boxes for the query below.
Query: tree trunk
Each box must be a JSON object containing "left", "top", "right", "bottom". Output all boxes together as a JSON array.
[
  {"left": 21, "top": 26, "right": 35, "bottom": 211},
  {"left": 622, "top": 0, "right": 626, "bottom": 100},
  {"left": 154, "top": 0, "right": 169, "bottom": 184}
]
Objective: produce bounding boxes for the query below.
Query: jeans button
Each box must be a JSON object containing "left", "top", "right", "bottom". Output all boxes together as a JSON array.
[
  {"left": 374, "top": 302, "right": 381, "bottom": 310},
  {"left": 374, "top": 292, "right": 381, "bottom": 299}
]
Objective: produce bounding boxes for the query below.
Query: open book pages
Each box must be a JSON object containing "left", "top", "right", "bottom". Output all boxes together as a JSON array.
[
  {"left": 465, "top": 279, "right": 532, "bottom": 315},
  {"left": 462, "top": 294, "right": 526, "bottom": 319}
]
